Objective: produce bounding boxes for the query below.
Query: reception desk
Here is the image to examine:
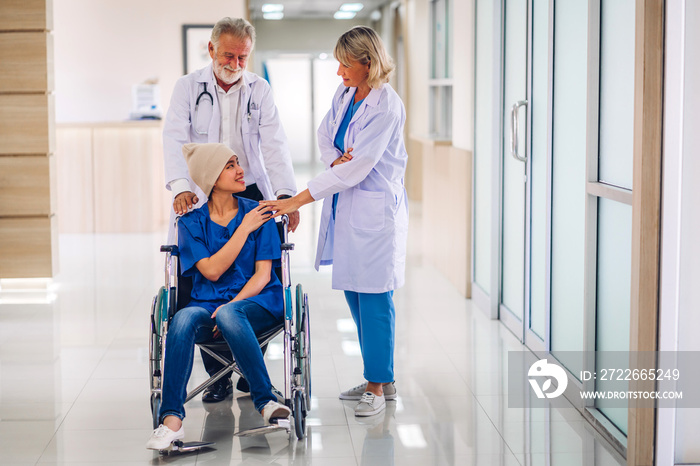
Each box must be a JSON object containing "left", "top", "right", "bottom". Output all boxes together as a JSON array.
[{"left": 56, "top": 121, "right": 170, "bottom": 234}]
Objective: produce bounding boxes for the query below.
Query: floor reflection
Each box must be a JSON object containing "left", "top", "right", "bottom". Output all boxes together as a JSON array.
[{"left": 0, "top": 193, "right": 626, "bottom": 465}]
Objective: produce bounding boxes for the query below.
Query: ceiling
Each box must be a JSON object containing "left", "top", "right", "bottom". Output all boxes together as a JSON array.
[{"left": 248, "top": 0, "right": 390, "bottom": 20}]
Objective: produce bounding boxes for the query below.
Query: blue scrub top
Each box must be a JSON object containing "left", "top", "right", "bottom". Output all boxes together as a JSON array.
[
  {"left": 334, "top": 96, "right": 365, "bottom": 153},
  {"left": 177, "top": 196, "right": 283, "bottom": 316},
  {"left": 332, "top": 96, "right": 365, "bottom": 217}
]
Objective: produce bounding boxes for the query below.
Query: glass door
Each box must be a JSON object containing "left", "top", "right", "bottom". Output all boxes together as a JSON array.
[
  {"left": 500, "top": 0, "right": 548, "bottom": 351},
  {"left": 499, "top": 0, "right": 528, "bottom": 338}
]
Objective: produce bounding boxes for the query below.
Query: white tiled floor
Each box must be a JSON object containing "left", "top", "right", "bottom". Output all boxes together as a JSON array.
[{"left": 0, "top": 201, "right": 626, "bottom": 465}]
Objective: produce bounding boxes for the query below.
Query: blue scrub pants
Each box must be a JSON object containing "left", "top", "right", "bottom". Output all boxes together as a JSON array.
[
  {"left": 159, "top": 300, "right": 282, "bottom": 422},
  {"left": 344, "top": 291, "right": 395, "bottom": 383}
]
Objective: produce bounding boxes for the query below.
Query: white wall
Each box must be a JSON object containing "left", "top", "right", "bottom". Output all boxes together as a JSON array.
[
  {"left": 252, "top": 18, "right": 365, "bottom": 56},
  {"left": 674, "top": 1, "right": 700, "bottom": 462},
  {"left": 659, "top": 0, "right": 700, "bottom": 464},
  {"left": 53, "top": 0, "right": 246, "bottom": 122}
]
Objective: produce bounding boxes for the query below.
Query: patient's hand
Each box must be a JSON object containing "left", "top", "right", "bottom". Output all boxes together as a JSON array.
[{"left": 240, "top": 205, "right": 273, "bottom": 234}]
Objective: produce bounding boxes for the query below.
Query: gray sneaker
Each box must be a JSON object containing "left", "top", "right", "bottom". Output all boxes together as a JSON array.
[
  {"left": 339, "top": 382, "right": 397, "bottom": 401},
  {"left": 354, "top": 392, "right": 386, "bottom": 417}
]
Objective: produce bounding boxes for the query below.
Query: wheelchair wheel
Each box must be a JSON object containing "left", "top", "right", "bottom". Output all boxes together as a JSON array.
[
  {"left": 149, "top": 287, "right": 168, "bottom": 429},
  {"left": 150, "top": 393, "right": 161, "bottom": 429},
  {"left": 295, "top": 285, "right": 311, "bottom": 406},
  {"left": 302, "top": 293, "right": 311, "bottom": 407},
  {"left": 149, "top": 287, "right": 167, "bottom": 393},
  {"left": 293, "top": 391, "right": 306, "bottom": 440}
]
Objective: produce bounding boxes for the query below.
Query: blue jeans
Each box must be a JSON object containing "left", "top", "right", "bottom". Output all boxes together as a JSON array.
[
  {"left": 344, "top": 291, "right": 395, "bottom": 383},
  {"left": 159, "top": 300, "right": 282, "bottom": 422}
]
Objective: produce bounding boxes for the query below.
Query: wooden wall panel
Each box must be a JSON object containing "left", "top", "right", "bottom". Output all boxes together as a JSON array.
[
  {"left": 421, "top": 139, "right": 472, "bottom": 298},
  {"left": 0, "top": 0, "right": 56, "bottom": 279},
  {"left": 55, "top": 123, "right": 169, "bottom": 234},
  {"left": 627, "top": 1, "right": 664, "bottom": 465},
  {"left": 0, "top": 93, "right": 54, "bottom": 154},
  {"left": 91, "top": 125, "right": 168, "bottom": 233},
  {"left": 0, "top": 216, "right": 56, "bottom": 278},
  {"left": 0, "top": 0, "right": 53, "bottom": 31},
  {"left": 0, "top": 32, "right": 53, "bottom": 92},
  {"left": 0, "top": 155, "right": 52, "bottom": 216},
  {"left": 56, "top": 128, "right": 93, "bottom": 233},
  {"left": 406, "top": 136, "right": 424, "bottom": 201}
]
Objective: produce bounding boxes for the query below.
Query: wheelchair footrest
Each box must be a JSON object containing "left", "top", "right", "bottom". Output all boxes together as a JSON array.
[
  {"left": 161, "top": 440, "right": 215, "bottom": 454},
  {"left": 234, "top": 419, "right": 291, "bottom": 437}
]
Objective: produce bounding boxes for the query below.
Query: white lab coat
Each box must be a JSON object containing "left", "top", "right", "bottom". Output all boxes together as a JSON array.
[
  {"left": 162, "top": 65, "right": 296, "bottom": 240},
  {"left": 309, "top": 83, "right": 409, "bottom": 293}
]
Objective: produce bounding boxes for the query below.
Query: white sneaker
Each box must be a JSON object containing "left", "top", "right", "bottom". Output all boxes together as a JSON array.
[
  {"left": 146, "top": 424, "right": 185, "bottom": 450},
  {"left": 340, "top": 382, "right": 397, "bottom": 401},
  {"left": 354, "top": 392, "right": 386, "bottom": 417},
  {"left": 261, "top": 400, "right": 291, "bottom": 424}
]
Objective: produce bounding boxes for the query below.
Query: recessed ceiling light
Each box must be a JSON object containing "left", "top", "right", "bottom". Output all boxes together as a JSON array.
[
  {"left": 262, "top": 3, "right": 284, "bottom": 13},
  {"left": 334, "top": 11, "right": 357, "bottom": 19},
  {"left": 263, "top": 11, "right": 284, "bottom": 20},
  {"left": 339, "top": 3, "right": 364, "bottom": 12}
]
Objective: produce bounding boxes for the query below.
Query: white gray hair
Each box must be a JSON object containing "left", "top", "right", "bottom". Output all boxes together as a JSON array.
[{"left": 211, "top": 17, "right": 256, "bottom": 50}]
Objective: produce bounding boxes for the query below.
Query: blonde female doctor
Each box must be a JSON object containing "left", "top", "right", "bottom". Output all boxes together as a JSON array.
[{"left": 262, "top": 26, "right": 408, "bottom": 417}]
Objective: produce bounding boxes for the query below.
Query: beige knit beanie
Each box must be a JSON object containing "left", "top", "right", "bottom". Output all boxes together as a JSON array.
[{"left": 182, "top": 143, "right": 236, "bottom": 196}]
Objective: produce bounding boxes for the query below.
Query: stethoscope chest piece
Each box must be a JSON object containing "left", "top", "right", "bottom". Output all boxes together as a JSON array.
[{"left": 194, "top": 82, "right": 214, "bottom": 135}]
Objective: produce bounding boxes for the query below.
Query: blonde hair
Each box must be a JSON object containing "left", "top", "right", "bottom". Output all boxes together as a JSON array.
[{"left": 334, "top": 26, "right": 395, "bottom": 89}]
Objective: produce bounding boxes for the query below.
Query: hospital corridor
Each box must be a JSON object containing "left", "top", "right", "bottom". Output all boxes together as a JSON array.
[
  {"left": 1, "top": 0, "right": 699, "bottom": 465},
  {"left": 0, "top": 187, "right": 626, "bottom": 465}
]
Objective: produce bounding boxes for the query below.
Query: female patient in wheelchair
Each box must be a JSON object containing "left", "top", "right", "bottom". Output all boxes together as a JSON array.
[{"left": 147, "top": 142, "right": 291, "bottom": 450}]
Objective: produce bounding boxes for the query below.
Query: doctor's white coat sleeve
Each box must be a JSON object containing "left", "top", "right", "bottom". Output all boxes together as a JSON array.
[
  {"left": 163, "top": 78, "right": 194, "bottom": 192},
  {"left": 256, "top": 83, "right": 297, "bottom": 197},
  {"left": 308, "top": 109, "right": 401, "bottom": 201}
]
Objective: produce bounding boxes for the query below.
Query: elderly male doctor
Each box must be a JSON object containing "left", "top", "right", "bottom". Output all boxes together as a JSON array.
[
  {"left": 163, "top": 17, "right": 298, "bottom": 238},
  {"left": 162, "top": 17, "right": 298, "bottom": 403}
]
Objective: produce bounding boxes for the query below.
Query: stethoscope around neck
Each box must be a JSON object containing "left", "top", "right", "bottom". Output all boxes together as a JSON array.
[
  {"left": 332, "top": 88, "right": 352, "bottom": 127},
  {"left": 194, "top": 81, "right": 254, "bottom": 135}
]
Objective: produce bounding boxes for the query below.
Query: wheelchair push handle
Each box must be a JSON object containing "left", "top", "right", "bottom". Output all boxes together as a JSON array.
[{"left": 280, "top": 214, "right": 294, "bottom": 251}]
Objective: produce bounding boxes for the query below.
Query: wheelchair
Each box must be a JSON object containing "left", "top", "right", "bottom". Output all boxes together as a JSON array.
[{"left": 148, "top": 215, "right": 311, "bottom": 451}]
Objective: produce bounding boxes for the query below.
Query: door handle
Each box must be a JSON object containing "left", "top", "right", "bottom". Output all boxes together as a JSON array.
[{"left": 510, "top": 100, "right": 528, "bottom": 163}]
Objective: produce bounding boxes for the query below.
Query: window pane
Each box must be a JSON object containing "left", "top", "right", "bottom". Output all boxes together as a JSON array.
[
  {"left": 550, "top": 0, "right": 588, "bottom": 376},
  {"left": 431, "top": 0, "right": 450, "bottom": 79},
  {"left": 265, "top": 58, "right": 312, "bottom": 164},
  {"left": 501, "top": 0, "right": 528, "bottom": 320},
  {"left": 474, "top": 0, "right": 495, "bottom": 292},
  {"left": 595, "top": 197, "right": 632, "bottom": 435},
  {"left": 429, "top": 85, "right": 453, "bottom": 139},
  {"left": 598, "top": 0, "right": 635, "bottom": 189},
  {"left": 529, "top": 0, "right": 549, "bottom": 340}
]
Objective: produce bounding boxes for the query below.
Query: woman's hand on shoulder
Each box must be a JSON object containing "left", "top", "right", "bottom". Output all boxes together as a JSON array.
[{"left": 239, "top": 205, "right": 273, "bottom": 234}]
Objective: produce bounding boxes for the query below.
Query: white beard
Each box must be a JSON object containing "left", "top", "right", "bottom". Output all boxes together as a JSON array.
[{"left": 214, "top": 62, "right": 243, "bottom": 85}]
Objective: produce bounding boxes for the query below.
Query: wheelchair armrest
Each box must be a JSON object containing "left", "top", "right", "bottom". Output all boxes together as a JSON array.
[{"left": 160, "top": 245, "right": 179, "bottom": 254}]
